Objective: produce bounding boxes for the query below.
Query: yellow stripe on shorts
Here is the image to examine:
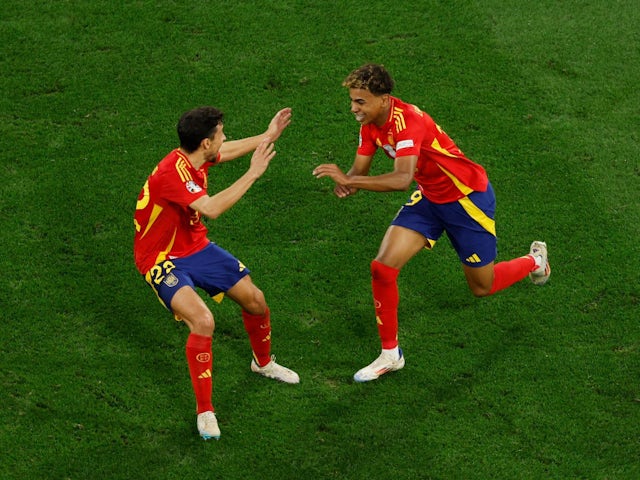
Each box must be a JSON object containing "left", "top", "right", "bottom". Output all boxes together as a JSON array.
[{"left": 458, "top": 196, "right": 496, "bottom": 236}]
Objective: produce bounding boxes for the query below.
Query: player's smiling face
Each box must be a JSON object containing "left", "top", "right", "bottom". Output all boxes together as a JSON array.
[{"left": 349, "top": 88, "right": 390, "bottom": 127}]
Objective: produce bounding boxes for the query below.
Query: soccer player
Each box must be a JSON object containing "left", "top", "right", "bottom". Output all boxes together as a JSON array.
[
  {"left": 134, "top": 106, "right": 299, "bottom": 440},
  {"left": 313, "top": 64, "right": 550, "bottom": 383}
]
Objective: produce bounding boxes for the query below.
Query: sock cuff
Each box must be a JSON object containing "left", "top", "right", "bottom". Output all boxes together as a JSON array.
[
  {"left": 371, "top": 259, "right": 400, "bottom": 280},
  {"left": 242, "top": 307, "right": 270, "bottom": 321},
  {"left": 186, "top": 333, "right": 212, "bottom": 349}
]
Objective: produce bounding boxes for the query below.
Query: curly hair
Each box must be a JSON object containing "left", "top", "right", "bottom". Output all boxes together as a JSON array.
[{"left": 342, "top": 64, "right": 395, "bottom": 95}]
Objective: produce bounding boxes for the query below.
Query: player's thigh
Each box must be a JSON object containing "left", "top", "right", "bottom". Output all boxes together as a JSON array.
[
  {"left": 225, "top": 275, "right": 267, "bottom": 315},
  {"left": 376, "top": 225, "right": 430, "bottom": 269},
  {"left": 170, "top": 286, "right": 215, "bottom": 335}
]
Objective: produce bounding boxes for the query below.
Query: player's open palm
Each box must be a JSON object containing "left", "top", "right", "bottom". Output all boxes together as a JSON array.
[
  {"left": 249, "top": 139, "right": 276, "bottom": 178},
  {"left": 266, "top": 107, "right": 292, "bottom": 141}
]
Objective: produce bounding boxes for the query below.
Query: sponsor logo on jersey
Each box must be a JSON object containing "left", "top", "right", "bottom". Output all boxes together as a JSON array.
[{"left": 185, "top": 180, "right": 202, "bottom": 194}]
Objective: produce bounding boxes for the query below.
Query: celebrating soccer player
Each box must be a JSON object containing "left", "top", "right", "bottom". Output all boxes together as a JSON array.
[
  {"left": 313, "top": 64, "right": 550, "bottom": 383},
  {"left": 134, "top": 106, "right": 299, "bottom": 440}
]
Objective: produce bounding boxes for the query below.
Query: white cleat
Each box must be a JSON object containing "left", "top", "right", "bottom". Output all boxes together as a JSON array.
[
  {"left": 529, "top": 241, "right": 551, "bottom": 286},
  {"left": 354, "top": 348, "right": 405, "bottom": 383},
  {"left": 251, "top": 355, "right": 300, "bottom": 384},
  {"left": 197, "top": 410, "right": 220, "bottom": 440}
]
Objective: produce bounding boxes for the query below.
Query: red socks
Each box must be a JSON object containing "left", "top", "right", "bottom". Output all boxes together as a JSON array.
[
  {"left": 242, "top": 308, "right": 272, "bottom": 367},
  {"left": 371, "top": 260, "right": 400, "bottom": 349},
  {"left": 185, "top": 333, "right": 213, "bottom": 414},
  {"left": 185, "top": 308, "right": 272, "bottom": 414},
  {"left": 489, "top": 255, "right": 536, "bottom": 295}
]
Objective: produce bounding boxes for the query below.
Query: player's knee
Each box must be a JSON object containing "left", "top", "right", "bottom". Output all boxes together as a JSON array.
[
  {"left": 371, "top": 259, "right": 399, "bottom": 282},
  {"left": 192, "top": 310, "right": 215, "bottom": 334},
  {"left": 244, "top": 287, "right": 267, "bottom": 315},
  {"left": 470, "top": 284, "right": 492, "bottom": 297}
]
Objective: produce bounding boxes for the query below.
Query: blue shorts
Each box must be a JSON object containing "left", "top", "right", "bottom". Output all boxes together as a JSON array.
[
  {"left": 391, "top": 183, "right": 498, "bottom": 267},
  {"left": 144, "top": 242, "right": 251, "bottom": 312}
]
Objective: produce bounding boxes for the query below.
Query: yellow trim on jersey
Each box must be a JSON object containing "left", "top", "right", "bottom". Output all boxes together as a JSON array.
[
  {"left": 438, "top": 164, "right": 474, "bottom": 196},
  {"left": 392, "top": 107, "right": 406, "bottom": 132},
  {"left": 431, "top": 137, "right": 460, "bottom": 159},
  {"left": 176, "top": 158, "right": 193, "bottom": 183},
  {"left": 458, "top": 196, "right": 496, "bottom": 236},
  {"left": 153, "top": 228, "right": 178, "bottom": 266},
  {"left": 141, "top": 203, "right": 163, "bottom": 239}
]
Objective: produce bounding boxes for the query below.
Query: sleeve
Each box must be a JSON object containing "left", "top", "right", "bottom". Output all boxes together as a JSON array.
[
  {"left": 157, "top": 167, "right": 208, "bottom": 208},
  {"left": 393, "top": 110, "right": 427, "bottom": 158},
  {"left": 356, "top": 125, "right": 378, "bottom": 156}
]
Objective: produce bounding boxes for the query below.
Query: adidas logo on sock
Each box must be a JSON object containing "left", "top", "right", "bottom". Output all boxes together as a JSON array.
[{"left": 198, "top": 369, "right": 212, "bottom": 379}]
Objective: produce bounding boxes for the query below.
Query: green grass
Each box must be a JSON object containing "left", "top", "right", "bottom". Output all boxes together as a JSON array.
[{"left": 1, "top": 1, "right": 639, "bottom": 479}]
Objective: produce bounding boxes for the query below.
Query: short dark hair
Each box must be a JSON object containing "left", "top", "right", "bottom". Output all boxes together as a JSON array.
[
  {"left": 343, "top": 64, "right": 394, "bottom": 95},
  {"left": 177, "top": 106, "right": 224, "bottom": 153}
]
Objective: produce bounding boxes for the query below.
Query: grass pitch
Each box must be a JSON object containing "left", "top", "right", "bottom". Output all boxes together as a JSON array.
[{"left": 1, "top": 1, "right": 639, "bottom": 479}]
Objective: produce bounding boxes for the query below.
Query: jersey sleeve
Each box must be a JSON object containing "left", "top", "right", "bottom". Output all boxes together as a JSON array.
[
  {"left": 393, "top": 107, "right": 427, "bottom": 158},
  {"left": 356, "top": 125, "right": 378, "bottom": 156},
  {"left": 156, "top": 163, "right": 208, "bottom": 208}
]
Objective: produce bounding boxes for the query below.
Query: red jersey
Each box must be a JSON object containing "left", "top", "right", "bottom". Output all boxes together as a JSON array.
[
  {"left": 357, "top": 96, "right": 488, "bottom": 203},
  {"left": 133, "top": 149, "right": 219, "bottom": 274}
]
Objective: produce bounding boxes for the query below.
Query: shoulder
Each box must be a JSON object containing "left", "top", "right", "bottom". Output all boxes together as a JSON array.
[{"left": 393, "top": 98, "right": 430, "bottom": 122}]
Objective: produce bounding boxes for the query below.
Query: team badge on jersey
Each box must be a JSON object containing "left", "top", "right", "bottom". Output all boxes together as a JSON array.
[
  {"left": 185, "top": 180, "right": 202, "bottom": 194},
  {"left": 163, "top": 272, "right": 179, "bottom": 287}
]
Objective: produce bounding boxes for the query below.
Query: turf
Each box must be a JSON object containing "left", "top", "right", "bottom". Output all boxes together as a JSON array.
[{"left": 1, "top": 1, "right": 639, "bottom": 479}]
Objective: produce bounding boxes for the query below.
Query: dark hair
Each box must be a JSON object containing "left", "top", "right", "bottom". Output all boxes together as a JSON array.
[
  {"left": 342, "top": 64, "right": 395, "bottom": 95},
  {"left": 177, "top": 106, "right": 224, "bottom": 153}
]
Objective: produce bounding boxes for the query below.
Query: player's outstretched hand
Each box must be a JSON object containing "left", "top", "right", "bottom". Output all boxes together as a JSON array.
[
  {"left": 265, "top": 108, "right": 292, "bottom": 142},
  {"left": 313, "top": 164, "right": 356, "bottom": 198},
  {"left": 249, "top": 138, "right": 276, "bottom": 178}
]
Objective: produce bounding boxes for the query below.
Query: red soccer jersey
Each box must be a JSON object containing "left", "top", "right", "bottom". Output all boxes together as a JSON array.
[
  {"left": 357, "top": 96, "right": 489, "bottom": 203},
  {"left": 133, "top": 149, "right": 219, "bottom": 274}
]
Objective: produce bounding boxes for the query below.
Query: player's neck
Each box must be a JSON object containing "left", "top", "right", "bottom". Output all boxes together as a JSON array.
[
  {"left": 373, "top": 96, "right": 393, "bottom": 127},
  {"left": 180, "top": 148, "right": 206, "bottom": 170},
  {"left": 374, "top": 105, "right": 391, "bottom": 127}
]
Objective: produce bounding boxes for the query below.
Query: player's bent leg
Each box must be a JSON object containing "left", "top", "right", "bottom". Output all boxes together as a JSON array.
[
  {"left": 226, "top": 276, "right": 300, "bottom": 384},
  {"left": 354, "top": 226, "right": 427, "bottom": 383},
  {"left": 226, "top": 275, "right": 267, "bottom": 315},
  {"left": 375, "top": 225, "right": 430, "bottom": 268},
  {"left": 171, "top": 286, "right": 215, "bottom": 335},
  {"left": 170, "top": 286, "right": 217, "bottom": 438},
  {"left": 463, "top": 262, "right": 495, "bottom": 297}
]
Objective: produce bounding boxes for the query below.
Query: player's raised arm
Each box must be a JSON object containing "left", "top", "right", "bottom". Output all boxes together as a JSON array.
[
  {"left": 191, "top": 139, "right": 276, "bottom": 219},
  {"left": 218, "top": 108, "right": 292, "bottom": 162}
]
